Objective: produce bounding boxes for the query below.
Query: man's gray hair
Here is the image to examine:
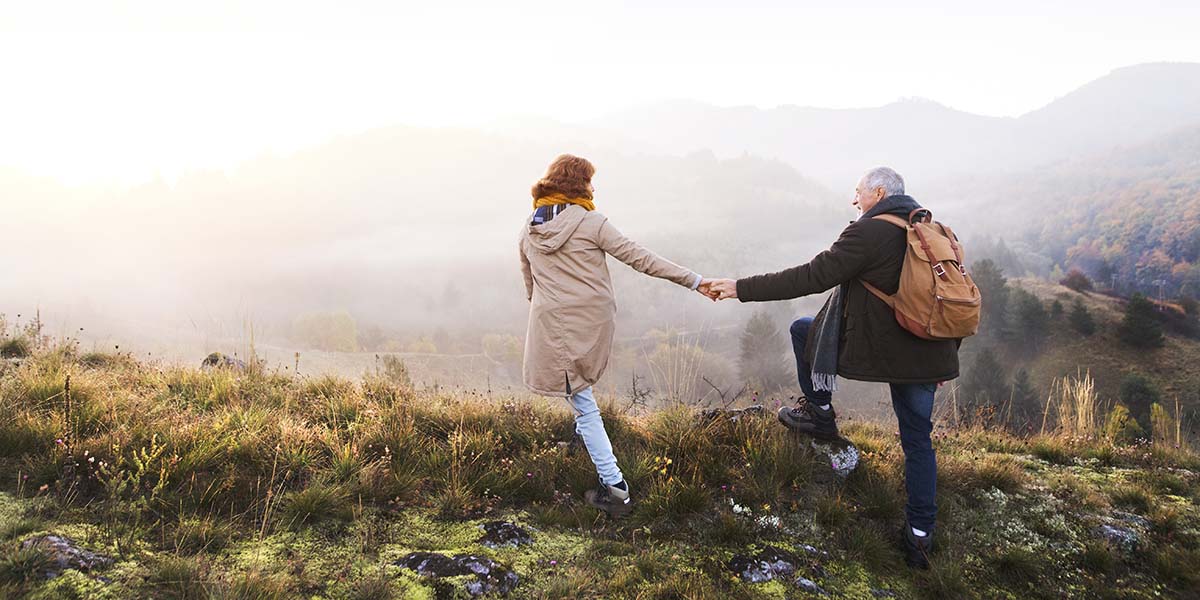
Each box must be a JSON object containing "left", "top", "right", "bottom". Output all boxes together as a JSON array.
[{"left": 862, "top": 167, "right": 905, "bottom": 197}]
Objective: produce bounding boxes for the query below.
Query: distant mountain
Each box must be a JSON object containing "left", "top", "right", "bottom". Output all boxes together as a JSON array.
[
  {"left": 931, "top": 123, "right": 1200, "bottom": 296},
  {"left": 581, "top": 63, "right": 1200, "bottom": 188}
]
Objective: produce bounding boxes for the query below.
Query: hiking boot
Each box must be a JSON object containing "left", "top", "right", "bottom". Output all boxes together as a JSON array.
[
  {"left": 584, "top": 480, "right": 634, "bottom": 518},
  {"left": 777, "top": 398, "right": 840, "bottom": 440},
  {"left": 903, "top": 524, "right": 935, "bottom": 570}
]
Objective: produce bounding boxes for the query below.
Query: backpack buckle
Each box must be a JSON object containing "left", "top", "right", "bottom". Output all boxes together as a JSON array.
[
  {"left": 933, "top": 263, "right": 947, "bottom": 278},
  {"left": 958, "top": 264, "right": 967, "bottom": 276}
]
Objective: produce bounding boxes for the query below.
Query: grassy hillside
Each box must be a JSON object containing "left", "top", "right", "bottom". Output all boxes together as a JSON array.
[
  {"left": 1, "top": 344, "right": 1199, "bottom": 599},
  {"left": 1010, "top": 279, "right": 1200, "bottom": 407}
]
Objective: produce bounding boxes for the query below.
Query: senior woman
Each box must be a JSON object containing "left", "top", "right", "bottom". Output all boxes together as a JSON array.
[{"left": 519, "top": 154, "right": 710, "bottom": 516}]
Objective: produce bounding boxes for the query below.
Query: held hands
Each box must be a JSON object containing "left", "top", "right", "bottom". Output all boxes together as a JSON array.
[{"left": 697, "top": 278, "right": 738, "bottom": 301}]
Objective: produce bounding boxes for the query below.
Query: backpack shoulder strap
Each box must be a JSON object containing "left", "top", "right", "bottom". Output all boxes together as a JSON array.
[
  {"left": 860, "top": 279, "right": 896, "bottom": 307},
  {"left": 871, "top": 214, "right": 909, "bottom": 229},
  {"left": 860, "top": 214, "right": 908, "bottom": 305}
]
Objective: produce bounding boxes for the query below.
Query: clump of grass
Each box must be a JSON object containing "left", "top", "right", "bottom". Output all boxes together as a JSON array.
[
  {"left": 838, "top": 520, "right": 902, "bottom": 573},
  {"left": 210, "top": 569, "right": 290, "bottom": 600},
  {"left": 1151, "top": 546, "right": 1200, "bottom": 589},
  {"left": 78, "top": 351, "right": 135, "bottom": 370},
  {"left": 0, "top": 517, "right": 43, "bottom": 542},
  {"left": 1030, "top": 438, "right": 1073, "bottom": 465},
  {"left": 815, "top": 490, "right": 852, "bottom": 530},
  {"left": 914, "top": 555, "right": 968, "bottom": 599},
  {"left": 1148, "top": 505, "right": 1182, "bottom": 537},
  {"left": 0, "top": 544, "right": 51, "bottom": 586},
  {"left": 350, "top": 568, "right": 394, "bottom": 600},
  {"left": 173, "top": 516, "right": 234, "bottom": 553},
  {"left": 1109, "top": 484, "right": 1154, "bottom": 514},
  {"left": 1079, "top": 540, "right": 1117, "bottom": 575},
  {"left": 995, "top": 546, "right": 1041, "bottom": 585},
  {"left": 701, "top": 509, "right": 757, "bottom": 546},
  {"left": 147, "top": 555, "right": 209, "bottom": 600},
  {"left": 0, "top": 338, "right": 31, "bottom": 359},
  {"left": 940, "top": 453, "right": 1027, "bottom": 495},
  {"left": 280, "top": 482, "right": 354, "bottom": 529},
  {"left": 848, "top": 466, "right": 905, "bottom": 520},
  {"left": 631, "top": 479, "right": 710, "bottom": 528}
]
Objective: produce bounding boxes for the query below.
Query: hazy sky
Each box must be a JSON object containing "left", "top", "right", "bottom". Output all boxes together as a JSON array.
[{"left": 3, "top": 1, "right": 1199, "bottom": 184}]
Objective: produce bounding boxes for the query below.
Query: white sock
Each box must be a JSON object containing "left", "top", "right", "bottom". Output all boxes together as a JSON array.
[{"left": 911, "top": 526, "right": 928, "bottom": 538}]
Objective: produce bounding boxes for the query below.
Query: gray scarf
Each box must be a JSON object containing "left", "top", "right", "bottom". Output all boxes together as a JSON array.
[{"left": 809, "top": 195, "right": 922, "bottom": 391}]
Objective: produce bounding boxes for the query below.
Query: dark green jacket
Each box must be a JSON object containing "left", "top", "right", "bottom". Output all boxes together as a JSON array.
[{"left": 735, "top": 207, "right": 960, "bottom": 384}]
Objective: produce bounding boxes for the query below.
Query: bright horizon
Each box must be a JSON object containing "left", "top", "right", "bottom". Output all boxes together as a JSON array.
[{"left": 3, "top": 0, "right": 1200, "bottom": 185}]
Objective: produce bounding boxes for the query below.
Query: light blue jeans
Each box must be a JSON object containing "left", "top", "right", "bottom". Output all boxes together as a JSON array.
[{"left": 568, "top": 387, "right": 624, "bottom": 486}]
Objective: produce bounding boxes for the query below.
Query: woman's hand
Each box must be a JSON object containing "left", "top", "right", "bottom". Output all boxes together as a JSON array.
[{"left": 699, "top": 278, "right": 738, "bottom": 301}]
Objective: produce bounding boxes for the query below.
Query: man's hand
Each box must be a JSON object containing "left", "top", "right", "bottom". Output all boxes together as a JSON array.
[
  {"left": 696, "top": 278, "right": 720, "bottom": 301},
  {"left": 702, "top": 278, "right": 738, "bottom": 300}
]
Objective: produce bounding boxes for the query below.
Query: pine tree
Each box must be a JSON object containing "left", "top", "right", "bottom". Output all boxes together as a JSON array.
[
  {"left": 963, "top": 347, "right": 1008, "bottom": 415},
  {"left": 971, "top": 259, "right": 1010, "bottom": 336},
  {"left": 1117, "top": 293, "right": 1164, "bottom": 348},
  {"left": 1119, "top": 373, "right": 1161, "bottom": 429},
  {"left": 1009, "top": 368, "right": 1039, "bottom": 427},
  {"left": 1068, "top": 299, "right": 1096, "bottom": 336},
  {"left": 1005, "top": 289, "right": 1048, "bottom": 352},
  {"left": 739, "top": 311, "right": 791, "bottom": 392},
  {"left": 1050, "top": 300, "right": 1064, "bottom": 319}
]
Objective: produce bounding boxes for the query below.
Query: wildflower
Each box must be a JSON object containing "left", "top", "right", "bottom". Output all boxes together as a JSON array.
[
  {"left": 526, "top": 472, "right": 533, "bottom": 478},
  {"left": 550, "top": 560, "right": 558, "bottom": 566},
  {"left": 88, "top": 456, "right": 95, "bottom": 463}
]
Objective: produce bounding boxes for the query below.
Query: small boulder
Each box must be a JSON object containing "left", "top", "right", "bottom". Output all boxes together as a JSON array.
[
  {"left": 399, "top": 552, "right": 518, "bottom": 596},
  {"left": 201, "top": 352, "right": 246, "bottom": 371},
  {"left": 811, "top": 438, "right": 860, "bottom": 477},
  {"left": 729, "top": 545, "right": 817, "bottom": 584},
  {"left": 871, "top": 589, "right": 898, "bottom": 598},
  {"left": 477, "top": 521, "right": 533, "bottom": 549},
  {"left": 796, "top": 576, "right": 827, "bottom": 595},
  {"left": 1095, "top": 524, "right": 1139, "bottom": 552},
  {"left": 20, "top": 535, "right": 113, "bottom": 579}
]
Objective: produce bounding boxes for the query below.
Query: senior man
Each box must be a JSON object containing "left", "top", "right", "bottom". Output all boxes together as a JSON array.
[{"left": 704, "top": 167, "right": 959, "bottom": 569}]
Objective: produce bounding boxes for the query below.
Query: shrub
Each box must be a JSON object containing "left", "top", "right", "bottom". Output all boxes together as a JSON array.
[
  {"left": 1118, "top": 373, "right": 1160, "bottom": 428},
  {"left": 0, "top": 338, "right": 31, "bottom": 359},
  {"left": 1103, "top": 404, "right": 1145, "bottom": 443},
  {"left": 1061, "top": 269, "right": 1094, "bottom": 293},
  {"left": 1117, "top": 294, "right": 1164, "bottom": 348},
  {"left": 1068, "top": 300, "right": 1096, "bottom": 336}
]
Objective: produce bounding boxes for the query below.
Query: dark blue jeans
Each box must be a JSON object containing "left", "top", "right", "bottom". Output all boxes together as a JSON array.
[{"left": 790, "top": 317, "right": 938, "bottom": 532}]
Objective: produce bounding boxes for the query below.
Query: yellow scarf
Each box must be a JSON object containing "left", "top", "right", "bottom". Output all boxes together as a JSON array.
[{"left": 533, "top": 193, "right": 595, "bottom": 212}]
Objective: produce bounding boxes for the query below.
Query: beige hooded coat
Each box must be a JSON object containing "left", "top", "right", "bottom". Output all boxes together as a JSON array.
[{"left": 520, "top": 206, "right": 698, "bottom": 397}]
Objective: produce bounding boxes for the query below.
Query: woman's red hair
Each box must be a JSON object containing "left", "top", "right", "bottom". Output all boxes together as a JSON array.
[{"left": 531, "top": 154, "right": 595, "bottom": 200}]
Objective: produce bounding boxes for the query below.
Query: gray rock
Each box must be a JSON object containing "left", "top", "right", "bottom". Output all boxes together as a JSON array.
[
  {"left": 795, "top": 576, "right": 827, "bottom": 595},
  {"left": 1112, "top": 510, "right": 1151, "bottom": 530},
  {"left": 477, "top": 521, "right": 532, "bottom": 549},
  {"left": 201, "top": 352, "right": 246, "bottom": 371},
  {"left": 398, "top": 552, "right": 518, "bottom": 596},
  {"left": 730, "top": 545, "right": 826, "bottom": 586},
  {"left": 870, "top": 589, "right": 897, "bottom": 598},
  {"left": 20, "top": 535, "right": 113, "bottom": 579},
  {"left": 810, "top": 438, "right": 860, "bottom": 477},
  {"left": 1096, "top": 524, "right": 1139, "bottom": 552}
]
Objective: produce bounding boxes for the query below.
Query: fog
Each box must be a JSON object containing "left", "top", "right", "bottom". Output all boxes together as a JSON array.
[{"left": 4, "top": 5, "right": 1200, "bottom": 416}]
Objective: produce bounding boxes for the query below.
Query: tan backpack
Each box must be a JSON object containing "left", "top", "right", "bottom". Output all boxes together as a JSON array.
[{"left": 860, "top": 209, "right": 981, "bottom": 340}]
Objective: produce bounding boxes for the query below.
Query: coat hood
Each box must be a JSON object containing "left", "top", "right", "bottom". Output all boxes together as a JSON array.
[{"left": 525, "top": 205, "right": 589, "bottom": 254}]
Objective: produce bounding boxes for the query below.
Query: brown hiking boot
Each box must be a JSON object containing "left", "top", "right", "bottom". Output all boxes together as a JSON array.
[{"left": 777, "top": 398, "right": 840, "bottom": 441}]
